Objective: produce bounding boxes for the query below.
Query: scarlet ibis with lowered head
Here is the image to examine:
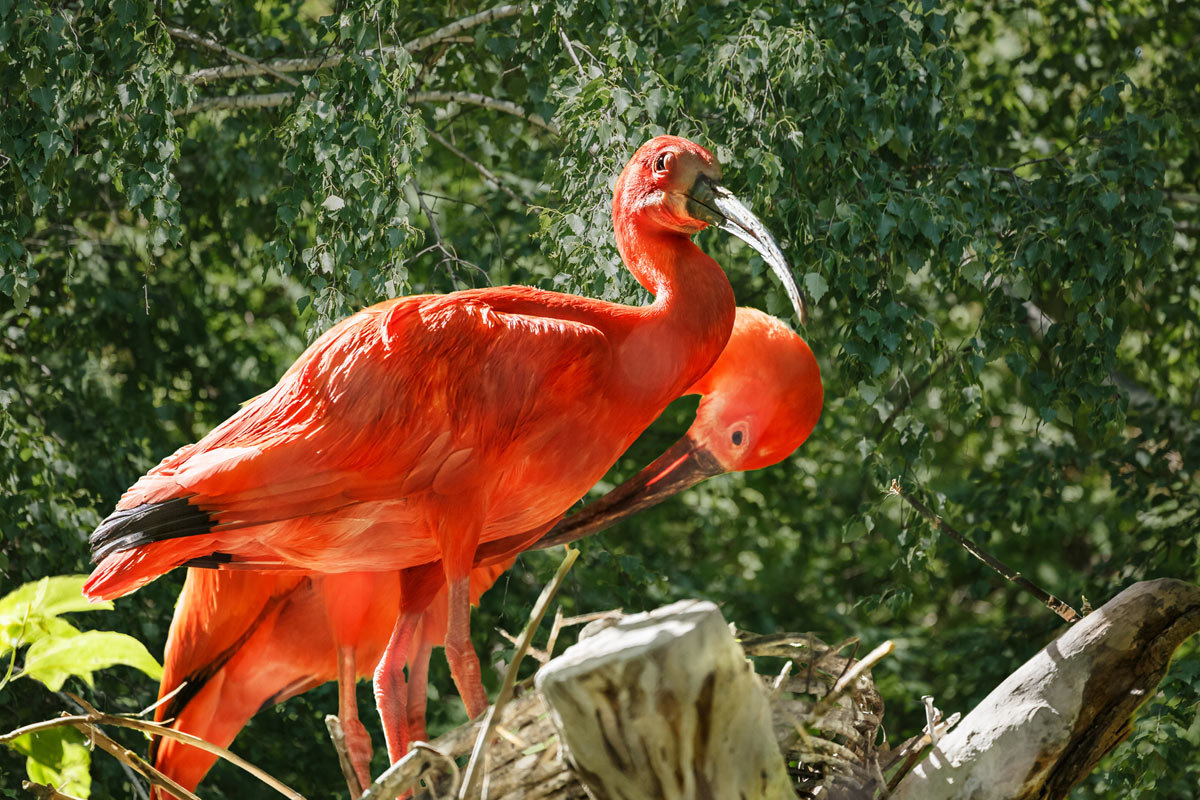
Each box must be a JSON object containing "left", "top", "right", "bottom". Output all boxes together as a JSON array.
[
  {"left": 148, "top": 307, "right": 821, "bottom": 793},
  {"left": 85, "top": 135, "right": 805, "bottom": 776}
]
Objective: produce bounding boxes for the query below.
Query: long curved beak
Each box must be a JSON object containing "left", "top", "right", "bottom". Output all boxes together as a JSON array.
[
  {"left": 686, "top": 177, "right": 809, "bottom": 325},
  {"left": 534, "top": 436, "right": 726, "bottom": 550}
]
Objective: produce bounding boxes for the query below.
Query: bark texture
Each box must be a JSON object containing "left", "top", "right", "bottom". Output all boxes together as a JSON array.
[
  {"left": 535, "top": 599, "right": 796, "bottom": 800},
  {"left": 894, "top": 578, "right": 1200, "bottom": 800}
]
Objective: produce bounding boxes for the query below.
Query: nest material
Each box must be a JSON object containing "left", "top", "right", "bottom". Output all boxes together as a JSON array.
[
  {"left": 741, "top": 632, "right": 888, "bottom": 799},
  {"left": 407, "top": 630, "right": 915, "bottom": 800}
]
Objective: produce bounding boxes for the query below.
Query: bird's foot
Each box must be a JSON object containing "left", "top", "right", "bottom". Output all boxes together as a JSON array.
[{"left": 342, "top": 716, "right": 374, "bottom": 792}]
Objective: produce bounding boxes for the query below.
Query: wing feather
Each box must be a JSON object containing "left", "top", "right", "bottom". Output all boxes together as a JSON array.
[{"left": 87, "top": 292, "right": 611, "bottom": 599}]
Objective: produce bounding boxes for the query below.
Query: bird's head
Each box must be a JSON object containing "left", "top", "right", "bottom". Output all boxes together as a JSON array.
[
  {"left": 548, "top": 308, "right": 822, "bottom": 528},
  {"left": 684, "top": 307, "right": 823, "bottom": 473},
  {"left": 612, "top": 135, "right": 808, "bottom": 325}
]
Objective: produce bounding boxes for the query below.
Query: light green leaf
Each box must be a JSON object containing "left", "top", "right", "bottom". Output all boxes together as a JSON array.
[
  {"left": 21, "top": 630, "right": 163, "bottom": 691},
  {"left": 0, "top": 576, "right": 110, "bottom": 625},
  {"left": 9, "top": 727, "right": 92, "bottom": 798},
  {"left": 2, "top": 616, "right": 82, "bottom": 653}
]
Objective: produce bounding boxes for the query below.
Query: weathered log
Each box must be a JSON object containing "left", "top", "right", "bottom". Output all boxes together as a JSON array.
[
  {"left": 893, "top": 578, "right": 1200, "bottom": 800},
  {"left": 534, "top": 599, "right": 796, "bottom": 800},
  {"left": 402, "top": 609, "right": 891, "bottom": 799}
]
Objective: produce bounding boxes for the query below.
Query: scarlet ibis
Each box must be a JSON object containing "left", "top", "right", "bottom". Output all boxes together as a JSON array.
[
  {"left": 149, "top": 307, "right": 821, "bottom": 793},
  {"left": 84, "top": 135, "right": 805, "bottom": 773}
]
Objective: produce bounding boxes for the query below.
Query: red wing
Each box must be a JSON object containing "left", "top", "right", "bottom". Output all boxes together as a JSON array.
[{"left": 87, "top": 292, "right": 611, "bottom": 599}]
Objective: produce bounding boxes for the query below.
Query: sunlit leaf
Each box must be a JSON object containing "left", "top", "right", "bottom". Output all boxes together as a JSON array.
[{"left": 21, "top": 630, "right": 163, "bottom": 691}]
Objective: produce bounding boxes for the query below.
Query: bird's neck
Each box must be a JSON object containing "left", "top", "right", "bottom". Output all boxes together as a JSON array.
[{"left": 614, "top": 223, "right": 736, "bottom": 406}]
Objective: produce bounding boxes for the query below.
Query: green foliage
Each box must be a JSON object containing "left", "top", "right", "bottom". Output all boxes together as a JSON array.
[
  {"left": 0, "top": 576, "right": 163, "bottom": 798},
  {"left": 9, "top": 727, "right": 91, "bottom": 798},
  {"left": 1, "top": 0, "right": 1197, "bottom": 797}
]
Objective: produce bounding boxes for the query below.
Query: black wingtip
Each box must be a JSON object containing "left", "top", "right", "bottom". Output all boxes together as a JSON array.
[{"left": 90, "top": 497, "right": 215, "bottom": 564}]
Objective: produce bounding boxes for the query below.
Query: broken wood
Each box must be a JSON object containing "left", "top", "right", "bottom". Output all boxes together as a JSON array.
[
  {"left": 893, "top": 578, "right": 1200, "bottom": 799},
  {"left": 535, "top": 599, "right": 796, "bottom": 800},
  {"left": 398, "top": 604, "right": 893, "bottom": 799}
]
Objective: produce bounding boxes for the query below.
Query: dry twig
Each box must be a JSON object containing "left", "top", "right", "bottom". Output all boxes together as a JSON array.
[
  {"left": 1, "top": 704, "right": 304, "bottom": 800},
  {"left": 325, "top": 715, "right": 365, "bottom": 798},
  {"left": 888, "top": 479, "right": 1081, "bottom": 623},
  {"left": 458, "top": 547, "right": 580, "bottom": 799}
]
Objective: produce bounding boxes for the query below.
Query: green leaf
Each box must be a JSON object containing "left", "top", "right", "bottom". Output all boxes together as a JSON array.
[
  {"left": 113, "top": 0, "right": 138, "bottom": 25},
  {"left": 804, "top": 271, "right": 829, "bottom": 304},
  {"left": 0, "top": 576, "right": 110, "bottom": 625},
  {"left": 2, "top": 616, "right": 81, "bottom": 654},
  {"left": 9, "top": 728, "right": 92, "bottom": 798},
  {"left": 20, "top": 630, "right": 163, "bottom": 691},
  {"left": 877, "top": 212, "right": 897, "bottom": 243}
]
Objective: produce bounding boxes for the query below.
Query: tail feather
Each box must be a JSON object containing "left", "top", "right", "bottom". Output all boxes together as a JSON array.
[
  {"left": 84, "top": 539, "right": 222, "bottom": 600},
  {"left": 90, "top": 497, "right": 215, "bottom": 564}
]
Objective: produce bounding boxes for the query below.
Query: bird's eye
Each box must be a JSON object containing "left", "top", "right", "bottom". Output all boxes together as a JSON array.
[
  {"left": 731, "top": 430, "right": 745, "bottom": 446},
  {"left": 654, "top": 152, "right": 674, "bottom": 173}
]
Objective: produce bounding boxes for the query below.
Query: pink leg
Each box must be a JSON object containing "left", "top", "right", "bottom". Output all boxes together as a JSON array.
[
  {"left": 444, "top": 574, "right": 488, "bottom": 719},
  {"left": 405, "top": 622, "right": 434, "bottom": 744},
  {"left": 336, "top": 645, "right": 374, "bottom": 793},
  {"left": 373, "top": 611, "right": 419, "bottom": 765}
]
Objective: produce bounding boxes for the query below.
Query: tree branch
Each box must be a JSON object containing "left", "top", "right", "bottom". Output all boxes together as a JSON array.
[
  {"left": 69, "top": 720, "right": 201, "bottom": 800},
  {"left": 166, "top": 27, "right": 303, "bottom": 89},
  {"left": 409, "top": 91, "right": 558, "bottom": 135},
  {"left": 558, "top": 27, "right": 586, "bottom": 80},
  {"left": 1, "top": 709, "right": 304, "bottom": 800},
  {"left": 324, "top": 715, "right": 364, "bottom": 799},
  {"left": 887, "top": 480, "right": 1081, "bottom": 623},
  {"left": 75, "top": 89, "right": 558, "bottom": 137},
  {"left": 184, "top": 4, "right": 524, "bottom": 84},
  {"left": 426, "top": 129, "right": 529, "bottom": 205}
]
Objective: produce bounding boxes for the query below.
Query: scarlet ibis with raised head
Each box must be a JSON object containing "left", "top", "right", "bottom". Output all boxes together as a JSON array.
[
  {"left": 84, "top": 136, "right": 806, "bottom": 777},
  {"left": 148, "top": 307, "right": 821, "bottom": 793}
]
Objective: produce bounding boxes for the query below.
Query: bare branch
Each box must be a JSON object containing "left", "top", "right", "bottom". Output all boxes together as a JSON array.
[
  {"left": 185, "top": 5, "right": 524, "bottom": 84},
  {"left": 22, "top": 781, "right": 85, "bottom": 800},
  {"left": 166, "top": 27, "right": 302, "bottom": 88},
  {"left": 458, "top": 547, "right": 580, "bottom": 799},
  {"left": 887, "top": 480, "right": 1082, "bottom": 623},
  {"left": 404, "top": 5, "right": 523, "bottom": 53},
  {"left": 558, "top": 27, "right": 586, "bottom": 80},
  {"left": 75, "top": 88, "right": 558, "bottom": 136},
  {"left": 1, "top": 710, "right": 305, "bottom": 800},
  {"left": 70, "top": 721, "right": 201, "bottom": 800},
  {"left": 808, "top": 640, "right": 895, "bottom": 723},
  {"left": 427, "top": 129, "right": 529, "bottom": 205},
  {"left": 410, "top": 91, "right": 558, "bottom": 135},
  {"left": 325, "top": 716, "right": 364, "bottom": 799},
  {"left": 58, "top": 692, "right": 149, "bottom": 800}
]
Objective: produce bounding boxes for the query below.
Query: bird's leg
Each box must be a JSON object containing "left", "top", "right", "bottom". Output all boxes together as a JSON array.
[
  {"left": 405, "top": 617, "right": 435, "bottom": 744},
  {"left": 374, "top": 562, "right": 444, "bottom": 765},
  {"left": 373, "top": 610, "right": 419, "bottom": 765},
  {"left": 336, "top": 644, "right": 373, "bottom": 794},
  {"left": 444, "top": 573, "right": 488, "bottom": 719},
  {"left": 434, "top": 502, "right": 489, "bottom": 720}
]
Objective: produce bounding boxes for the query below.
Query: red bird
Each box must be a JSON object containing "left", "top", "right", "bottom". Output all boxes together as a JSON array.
[
  {"left": 84, "top": 136, "right": 805, "bottom": 775},
  {"left": 149, "top": 307, "right": 821, "bottom": 793}
]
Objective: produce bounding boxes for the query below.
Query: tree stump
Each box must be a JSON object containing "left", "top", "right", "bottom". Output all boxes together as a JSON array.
[
  {"left": 534, "top": 599, "right": 796, "bottom": 800},
  {"left": 893, "top": 578, "right": 1200, "bottom": 799}
]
